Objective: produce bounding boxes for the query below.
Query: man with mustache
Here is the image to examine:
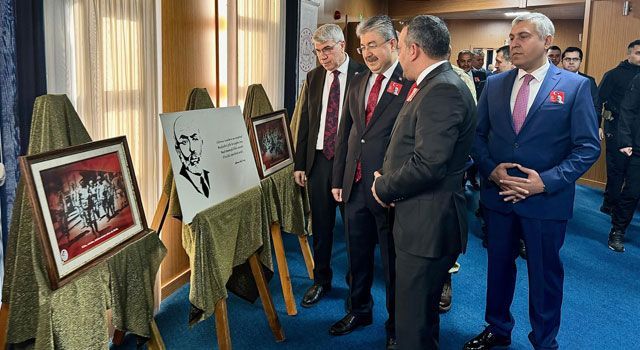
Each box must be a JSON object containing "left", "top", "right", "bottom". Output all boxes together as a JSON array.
[
  {"left": 174, "top": 115, "right": 210, "bottom": 198},
  {"left": 294, "top": 24, "right": 366, "bottom": 307},
  {"left": 330, "top": 15, "right": 412, "bottom": 349}
]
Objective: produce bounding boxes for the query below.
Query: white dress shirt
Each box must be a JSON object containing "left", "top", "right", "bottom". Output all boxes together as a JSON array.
[
  {"left": 416, "top": 60, "right": 449, "bottom": 86},
  {"left": 364, "top": 60, "right": 399, "bottom": 109},
  {"left": 510, "top": 60, "right": 550, "bottom": 115},
  {"left": 316, "top": 56, "right": 350, "bottom": 150}
]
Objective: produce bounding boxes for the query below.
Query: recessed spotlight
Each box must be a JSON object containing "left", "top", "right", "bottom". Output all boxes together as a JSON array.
[{"left": 505, "top": 11, "right": 530, "bottom": 17}]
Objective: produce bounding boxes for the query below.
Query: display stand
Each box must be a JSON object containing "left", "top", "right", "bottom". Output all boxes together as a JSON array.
[
  {"left": 0, "top": 95, "right": 166, "bottom": 349},
  {"left": 244, "top": 84, "right": 314, "bottom": 316}
]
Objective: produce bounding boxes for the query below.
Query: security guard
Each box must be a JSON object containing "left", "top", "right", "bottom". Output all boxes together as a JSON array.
[{"left": 598, "top": 39, "right": 640, "bottom": 214}]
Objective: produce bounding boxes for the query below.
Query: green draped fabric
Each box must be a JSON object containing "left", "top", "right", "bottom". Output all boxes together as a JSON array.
[
  {"left": 182, "top": 185, "right": 272, "bottom": 322},
  {"left": 2, "top": 95, "right": 166, "bottom": 349},
  {"left": 243, "top": 84, "right": 310, "bottom": 235},
  {"left": 242, "top": 84, "right": 274, "bottom": 121}
]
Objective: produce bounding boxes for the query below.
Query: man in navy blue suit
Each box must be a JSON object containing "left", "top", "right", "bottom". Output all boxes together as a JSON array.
[{"left": 465, "top": 13, "right": 600, "bottom": 350}]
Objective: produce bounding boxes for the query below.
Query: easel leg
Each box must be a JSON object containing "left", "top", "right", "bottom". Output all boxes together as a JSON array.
[
  {"left": 270, "top": 223, "right": 297, "bottom": 316},
  {"left": 146, "top": 319, "right": 165, "bottom": 350},
  {"left": 248, "top": 254, "right": 285, "bottom": 342},
  {"left": 298, "top": 235, "right": 314, "bottom": 280},
  {"left": 0, "top": 303, "right": 9, "bottom": 349},
  {"left": 214, "top": 299, "right": 232, "bottom": 350}
]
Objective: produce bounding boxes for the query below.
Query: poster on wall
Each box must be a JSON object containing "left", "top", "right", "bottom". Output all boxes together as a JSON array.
[
  {"left": 298, "top": 0, "right": 320, "bottom": 95},
  {"left": 160, "top": 106, "right": 261, "bottom": 224}
]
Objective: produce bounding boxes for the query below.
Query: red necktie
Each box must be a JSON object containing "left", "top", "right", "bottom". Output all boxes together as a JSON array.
[
  {"left": 323, "top": 70, "right": 341, "bottom": 160},
  {"left": 513, "top": 74, "right": 534, "bottom": 134},
  {"left": 355, "top": 74, "right": 386, "bottom": 183}
]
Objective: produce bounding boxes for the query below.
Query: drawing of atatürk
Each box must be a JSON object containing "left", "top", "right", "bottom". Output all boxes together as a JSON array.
[{"left": 174, "top": 116, "right": 211, "bottom": 198}]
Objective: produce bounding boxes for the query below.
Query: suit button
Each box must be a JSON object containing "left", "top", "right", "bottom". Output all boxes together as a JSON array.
[
  {"left": 361, "top": 139, "right": 365, "bottom": 144},
  {"left": 514, "top": 143, "right": 519, "bottom": 148}
]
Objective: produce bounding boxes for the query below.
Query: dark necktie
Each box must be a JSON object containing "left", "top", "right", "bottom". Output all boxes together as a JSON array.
[
  {"left": 355, "top": 74, "right": 386, "bottom": 183},
  {"left": 323, "top": 70, "right": 341, "bottom": 160},
  {"left": 200, "top": 175, "right": 209, "bottom": 198}
]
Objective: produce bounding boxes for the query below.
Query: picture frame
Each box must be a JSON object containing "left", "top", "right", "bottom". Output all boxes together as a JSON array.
[
  {"left": 20, "top": 136, "right": 151, "bottom": 290},
  {"left": 247, "top": 109, "right": 295, "bottom": 179}
]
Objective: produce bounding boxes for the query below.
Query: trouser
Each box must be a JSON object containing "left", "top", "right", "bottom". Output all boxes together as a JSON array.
[
  {"left": 612, "top": 155, "right": 640, "bottom": 232},
  {"left": 484, "top": 208, "right": 567, "bottom": 350},
  {"left": 307, "top": 151, "right": 344, "bottom": 286},
  {"left": 603, "top": 128, "right": 630, "bottom": 208},
  {"left": 344, "top": 180, "right": 395, "bottom": 336},
  {"left": 396, "top": 249, "right": 456, "bottom": 350}
]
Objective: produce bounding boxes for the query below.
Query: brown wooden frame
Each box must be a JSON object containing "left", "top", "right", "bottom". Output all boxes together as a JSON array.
[
  {"left": 19, "top": 136, "right": 152, "bottom": 290},
  {"left": 246, "top": 109, "right": 295, "bottom": 179}
]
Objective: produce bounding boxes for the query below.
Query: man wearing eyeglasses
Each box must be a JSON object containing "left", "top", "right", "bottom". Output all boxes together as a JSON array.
[
  {"left": 329, "top": 15, "right": 412, "bottom": 348},
  {"left": 561, "top": 47, "right": 599, "bottom": 123},
  {"left": 294, "top": 23, "right": 365, "bottom": 308}
]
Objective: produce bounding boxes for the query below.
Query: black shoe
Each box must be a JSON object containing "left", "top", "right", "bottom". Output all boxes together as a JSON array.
[
  {"left": 301, "top": 284, "right": 331, "bottom": 307},
  {"left": 328, "top": 313, "right": 372, "bottom": 336},
  {"left": 519, "top": 239, "right": 527, "bottom": 260},
  {"left": 439, "top": 277, "right": 452, "bottom": 313},
  {"left": 600, "top": 205, "right": 612, "bottom": 215},
  {"left": 608, "top": 230, "right": 625, "bottom": 252},
  {"left": 386, "top": 337, "right": 398, "bottom": 350},
  {"left": 464, "top": 328, "right": 511, "bottom": 350}
]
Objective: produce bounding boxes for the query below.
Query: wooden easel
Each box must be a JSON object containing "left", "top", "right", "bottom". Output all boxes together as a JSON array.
[{"left": 148, "top": 176, "right": 286, "bottom": 349}]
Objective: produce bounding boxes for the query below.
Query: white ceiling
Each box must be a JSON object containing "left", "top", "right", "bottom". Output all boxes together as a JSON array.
[{"left": 436, "top": 4, "right": 585, "bottom": 20}]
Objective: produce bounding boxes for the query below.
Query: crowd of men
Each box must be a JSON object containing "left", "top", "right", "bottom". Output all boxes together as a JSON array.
[
  {"left": 293, "top": 11, "right": 639, "bottom": 350},
  {"left": 60, "top": 173, "right": 124, "bottom": 239}
]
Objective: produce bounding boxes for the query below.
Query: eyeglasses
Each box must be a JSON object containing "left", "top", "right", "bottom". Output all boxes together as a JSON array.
[
  {"left": 314, "top": 42, "right": 341, "bottom": 56},
  {"left": 357, "top": 39, "right": 393, "bottom": 55},
  {"left": 562, "top": 57, "right": 581, "bottom": 63}
]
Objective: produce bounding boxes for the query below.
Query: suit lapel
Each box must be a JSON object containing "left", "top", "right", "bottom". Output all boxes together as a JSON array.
[
  {"left": 355, "top": 70, "right": 371, "bottom": 135},
  {"left": 520, "top": 64, "right": 561, "bottom": 133},
  {"left": 363, "top": 63, "right": 404, "bottom": 135}
]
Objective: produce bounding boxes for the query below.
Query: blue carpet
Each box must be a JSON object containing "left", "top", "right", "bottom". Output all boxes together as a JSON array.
[{"left": 113, "top": 185, "right": 640, "bottom": 349}]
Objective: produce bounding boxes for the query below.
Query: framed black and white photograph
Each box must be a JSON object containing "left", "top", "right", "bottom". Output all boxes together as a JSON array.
[
  {"left": 19, "top": 136, "right": 150, "bottom": 290},
  {"left": 249, "top": 109, "right": 294, "bottom": 179}
]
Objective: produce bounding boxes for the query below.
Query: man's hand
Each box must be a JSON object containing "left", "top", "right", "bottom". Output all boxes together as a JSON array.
[
  {"left": 294, "top": 171, "right": 307, "bottom": 187},
  {"left": 499, "top": 164, "right": 546, "bottom": 203},
  {"left": 371, "top": 171, "right": 390, "bottom": 208},
  {"left": 598, "top": 128, "right": 604, "bottom": 141},
  {"left": 620, "top": 147, "right": 633, "bottom": 156},
  {"left": 331, "top": 188, "right": 343, "bottom": 202}
]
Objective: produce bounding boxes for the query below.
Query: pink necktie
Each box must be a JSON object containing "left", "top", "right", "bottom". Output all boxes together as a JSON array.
[{"left": 513, "top": 74, "right": 534, "bottom": 134}]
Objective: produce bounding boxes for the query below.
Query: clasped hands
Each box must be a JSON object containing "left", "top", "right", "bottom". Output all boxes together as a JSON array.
[{"left": 490, "top": 163, "right": 545, "bottom": 203}]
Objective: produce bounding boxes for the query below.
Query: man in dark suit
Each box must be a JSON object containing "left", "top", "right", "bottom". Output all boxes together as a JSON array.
[
  {"left": 294, "top": 24, "right": 366, "bottom": 307},
  {"left": 465, "top": 13, "right": 600, "bottom": 350},
  {"left": 329, "top": 15, "right": 412, "bottom": 348},
  {"left": 372, "top": 15, "right": 476, "bottom": 349},
  {"left": 561, "top": 47, "right": 599, "bottom": 119}
]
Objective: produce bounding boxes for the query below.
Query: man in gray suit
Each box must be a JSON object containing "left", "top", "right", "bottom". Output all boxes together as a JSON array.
[{"left": 372, "top": 15, "right": 476, "bottom": 349}]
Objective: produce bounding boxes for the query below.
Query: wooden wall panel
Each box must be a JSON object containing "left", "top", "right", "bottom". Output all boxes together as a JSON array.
[
  {"left": 160, "top": 0, "right": 217, "bottom": 299},
  {"left": 444, "top": 19, "right": 582, "bottom": 66},
  {"left": 580, "top": 0, "right": 640, "bottom": 188},
  {"left": 389, "top": 0, "right": 519, "bottom": 18},
  {"left": 318, "top": 0, "right": 387, "bottom": 24}
]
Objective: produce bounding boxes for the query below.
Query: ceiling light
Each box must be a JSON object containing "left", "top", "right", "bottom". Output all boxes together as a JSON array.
[{"left": 505, "top": 11, "right": 530, "bottom": 17}]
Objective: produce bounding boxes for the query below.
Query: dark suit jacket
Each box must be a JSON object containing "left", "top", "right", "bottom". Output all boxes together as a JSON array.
[
  {"left": 375, "top": 62, "right": 477, "bottom": 258},
  {"left": 578, "top": 71, "right": 600, "bottom": 123},
  {"left": 472, "top": 69, "right": 488, "bottom": 98},
  {"left": 472, "top": 64, "right": 601, "bottom": 220},
  {"left": 294, "top": 59, "right": 367, "bottom": 175},
  {"left": 332, "top": 63, "right": 413, "bottom": 203}
]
